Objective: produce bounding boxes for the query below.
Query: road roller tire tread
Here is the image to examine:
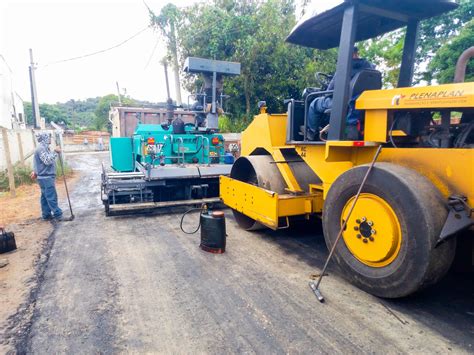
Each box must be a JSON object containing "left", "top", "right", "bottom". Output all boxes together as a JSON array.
[{"left": 322, "top": 162, "right": 456, "bottom": 298}]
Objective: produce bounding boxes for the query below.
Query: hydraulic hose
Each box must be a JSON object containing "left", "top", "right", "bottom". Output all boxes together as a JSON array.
[{"left": 179, "top": 205, "right": 206, "bottom": 234}]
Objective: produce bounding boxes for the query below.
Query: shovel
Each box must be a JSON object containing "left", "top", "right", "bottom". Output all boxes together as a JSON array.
[{"left": 55, "top": 132, "right": 75, "bottom": 221}]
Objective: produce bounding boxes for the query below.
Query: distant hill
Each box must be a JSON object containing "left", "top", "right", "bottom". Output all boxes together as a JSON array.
[{"left": 24, "top": 96, "right": 167, "bottom": 131}]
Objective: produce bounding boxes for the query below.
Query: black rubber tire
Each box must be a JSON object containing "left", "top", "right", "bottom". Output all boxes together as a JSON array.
[
  {"left": 322, "top": 163, "right": 456, "bottom": 298},
  {"left": 104, "top": 201, "right": 111, "bottom": 217}
]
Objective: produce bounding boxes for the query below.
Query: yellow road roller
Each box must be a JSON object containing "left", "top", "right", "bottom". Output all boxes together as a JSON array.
[{"left": 220, "top": 0, "right": 474, "bottom": 298}]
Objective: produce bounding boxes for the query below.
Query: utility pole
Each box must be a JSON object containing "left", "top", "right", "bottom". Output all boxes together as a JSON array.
[
  {"left": 29, "top": 48, "right": 41, "bottom": 129},
  {"left": 116, "top": 81, "right": 122, "bottom": 105}
]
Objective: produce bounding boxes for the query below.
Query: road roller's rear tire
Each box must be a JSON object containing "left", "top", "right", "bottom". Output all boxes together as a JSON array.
[{"left": 322, "top": 163, "right": 456, "bottom": 298}]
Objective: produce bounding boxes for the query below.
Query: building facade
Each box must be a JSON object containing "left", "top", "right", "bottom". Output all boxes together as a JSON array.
[{"left": 0, "top": 55, "right": 26, "bottom": 129}]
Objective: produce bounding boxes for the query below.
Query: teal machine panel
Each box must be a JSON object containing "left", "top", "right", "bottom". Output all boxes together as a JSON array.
[{"left": 110, "top": 137, "right": 134, "bottom": 172}]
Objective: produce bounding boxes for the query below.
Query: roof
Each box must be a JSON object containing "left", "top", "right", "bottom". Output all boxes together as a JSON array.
[{"left": 286, "top": 0, "right": 459, "bottom": 49}]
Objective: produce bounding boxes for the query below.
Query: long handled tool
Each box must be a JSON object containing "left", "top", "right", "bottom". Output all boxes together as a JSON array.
[
  {"left": 56, "top": 133, "right": 75, "bottom": 221},
  {"left": 309, "top": 144, "right": 383, "bottom": 303}
]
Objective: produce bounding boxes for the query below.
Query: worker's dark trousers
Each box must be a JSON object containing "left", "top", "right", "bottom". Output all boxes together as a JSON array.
[
  {"left": 38, "top": 177, "right": 63, "bottom": 219},
  {"left": 307, "top": 96, "right": 332, "bottom": 140}
]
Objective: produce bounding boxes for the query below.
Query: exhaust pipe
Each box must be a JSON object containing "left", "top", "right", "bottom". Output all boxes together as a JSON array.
[{"left": 454, "top": 46, "right": 474, "bottom": 83}]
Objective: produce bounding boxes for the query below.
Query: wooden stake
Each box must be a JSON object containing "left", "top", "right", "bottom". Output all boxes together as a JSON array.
[
  {"left": 17, "top": 132, "right": 25, "bottom": 166},
  {"left": 1, "top": 128, "right": 16, "bottom": 197}
]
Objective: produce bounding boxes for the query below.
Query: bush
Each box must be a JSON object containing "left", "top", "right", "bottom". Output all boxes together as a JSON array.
[
  {"left": 0, "top": 160, "right": 72, "bottom": 192},
  {"left": 218, "top": 115, "right": 251, "bottom": 133},
  {"left": 55, "top": 159, "right": 72, "bottom": 177},
  {"left": 0, "top": 164, "right": 34, "bottom": 191}
]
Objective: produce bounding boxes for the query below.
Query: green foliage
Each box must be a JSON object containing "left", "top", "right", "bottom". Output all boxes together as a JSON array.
[
  {"left": 24, "top": 102, "right": 33, "bottom": 125},
  {"left": 169, "top": 0, "right": 336, "bottom": 123},
  {"left": 359, "top": 30, "right": 405, "bottom": 87},
  {"left": 149, "top": 3, "right": 181, "bottom": 48},
  {"left": 0, "top": 160, "right": 72, "bottom": 191},
  {"left": 427, "top": 20, "right": 474, "bottom": 84},
  {"left": 24, "top": 94, "right": 139, "bottom": 132},
  {"left": 0, "top": 164, "right": 34, "bottom": 191},
  {"left": 62, "top": 98, "right": 101, "bottom": 128},
  {"left": 55, "top": 159, "right": 72, "bottom": 178},
  {"left": 94, "top": 94, "right": 135, "bottom": 131},
  {"left": 24, "top": 102, "right": 70, "bottom": 126},
  {"left": 24, "top": 98, "right": 100, "bottom": 129},
  {"left": 361, "top": 0, "right": 474, "bottom": 86},
  {"left": 418, "top": 0, "right": 473, "bottom": 66},
  {"left": 218, "top": 115, "right": 250, "bottom": 133}
]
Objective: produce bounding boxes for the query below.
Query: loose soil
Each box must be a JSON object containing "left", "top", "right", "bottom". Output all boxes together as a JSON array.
[{"left": 0, "top": 173, "right": 77, "bottom": 353}]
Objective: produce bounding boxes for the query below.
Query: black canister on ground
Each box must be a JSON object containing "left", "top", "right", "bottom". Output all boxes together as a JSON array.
[
  {"left": 200, "top": 210, "right": 226, "bottom": 254},
  {"left": 0, "top": 230, "right": 17, "bottom": 254}
]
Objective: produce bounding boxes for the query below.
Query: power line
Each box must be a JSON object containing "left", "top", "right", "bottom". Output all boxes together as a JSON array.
[
  {"left": 40, "top": 26, "right": 151, "bottom": 68},
  {"left": 144, "top": 37, "right": 160, "bottom": 70}
]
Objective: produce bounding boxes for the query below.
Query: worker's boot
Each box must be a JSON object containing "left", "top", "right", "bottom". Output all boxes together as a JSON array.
[
  {"left": 53, "top": 215, "right": 74, "bottom": 223},
  {"left": 307, "top": 129, "right": 317, "bottom": 141}
]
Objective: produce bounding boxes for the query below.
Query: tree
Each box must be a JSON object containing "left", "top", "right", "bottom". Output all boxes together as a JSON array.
[
  {"left": 149, "top": 3, "right": 183, "bottom": 104},
  {"left": 170, "top": 0, "right": 336, "bottom": 124},
  {"left": 361, "top": 0, "right": 474, "bottom": 86},
  {"left": 24, "top": 102, "right": 33, "bottom": 125},
  {"left": 94, "top": 94, "right": 135, "bottom": 131},
  {"left": 23, "top": 101, "right": 69, "bottom": 125},
  {"left": 427, "top": 20, "right": 474, "bottom": 84},
  {"left": 24, "top": 95, "right": 143, "bottom": 130}
]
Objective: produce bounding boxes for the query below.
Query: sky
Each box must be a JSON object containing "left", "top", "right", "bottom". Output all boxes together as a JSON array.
[{"left": 1, "top": 0, "right": 342, "bottom": 105}]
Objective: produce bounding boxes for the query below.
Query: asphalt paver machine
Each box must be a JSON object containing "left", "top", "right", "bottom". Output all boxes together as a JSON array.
[{"left": 102, "top": 57, "right": 240, "bottom": 215}]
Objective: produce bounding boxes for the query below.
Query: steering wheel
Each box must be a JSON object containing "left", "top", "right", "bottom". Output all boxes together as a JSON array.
[{"left": 315, "top": 72, "right": 333, "bottom": 90}]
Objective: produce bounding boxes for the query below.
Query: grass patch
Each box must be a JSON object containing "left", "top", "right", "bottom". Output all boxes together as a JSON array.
[
  {"left": 0, "top": 160, "right": 72, "bottom": 192},
  {"left": 0, "top": 164, "right": 34, "bottom": 191}
]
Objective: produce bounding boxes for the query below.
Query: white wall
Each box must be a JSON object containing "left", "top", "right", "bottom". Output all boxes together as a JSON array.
[
  {"left": 0, "top": 56, "right": 13, "bottom": 129},
  {"left": 0, "top": 129, "right": 57, "bottom": 171},
  {"left": 0, "top": 55, "right": 26, "bottom": 129},
  {"left": 13, "top": 93, "right": 26, "bottom": 129}
]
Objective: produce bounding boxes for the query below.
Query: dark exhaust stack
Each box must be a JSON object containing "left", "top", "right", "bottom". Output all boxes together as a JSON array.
[{"left": 454, "top": 46, "right": 474, "bottom": 83}]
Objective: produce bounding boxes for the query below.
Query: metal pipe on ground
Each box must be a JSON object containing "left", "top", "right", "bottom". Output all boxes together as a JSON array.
[{"left": 309, "top": 145, "right": 383, "bottom": 303}]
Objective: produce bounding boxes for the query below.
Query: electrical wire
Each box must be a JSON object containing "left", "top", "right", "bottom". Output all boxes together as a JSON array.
[
  {"left": 144, "top": 37, "right": 160, "bottom": 69},
  {"left": 40, "top": 26, "right": 151, "bottom": 68},
  {"left": 388, "top": 116, "right": 399, "bottom": 148}
]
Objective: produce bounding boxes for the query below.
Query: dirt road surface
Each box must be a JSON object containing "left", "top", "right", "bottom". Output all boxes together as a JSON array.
[{"left": 3, "top": 152, "right": 473, "bottom": 353}]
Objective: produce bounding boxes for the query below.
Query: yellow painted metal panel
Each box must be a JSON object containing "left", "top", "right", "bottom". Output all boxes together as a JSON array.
[
  {"left": 220, "top": 176, "right": 321, "bottom": 229},
  {"left": 379, "top": 148, "right": 474, "bottom": 204},
  {"left": 272, "top": 149, "right": 302, "bottom": 193},
  {"left": 357, "top": 82, "right": 474, "bottom": 110},
  {"left": 240, "top": 113, "right": 288, "bottom": 156},
  {"left": 364, "top": 110, "right": 388, "bottom": 142},
  {"left": 278, "top": 194, "right": 319, "bottom": 216},
  {"left": 220, "top": 176, "right": 279, "bottom": 228}
]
